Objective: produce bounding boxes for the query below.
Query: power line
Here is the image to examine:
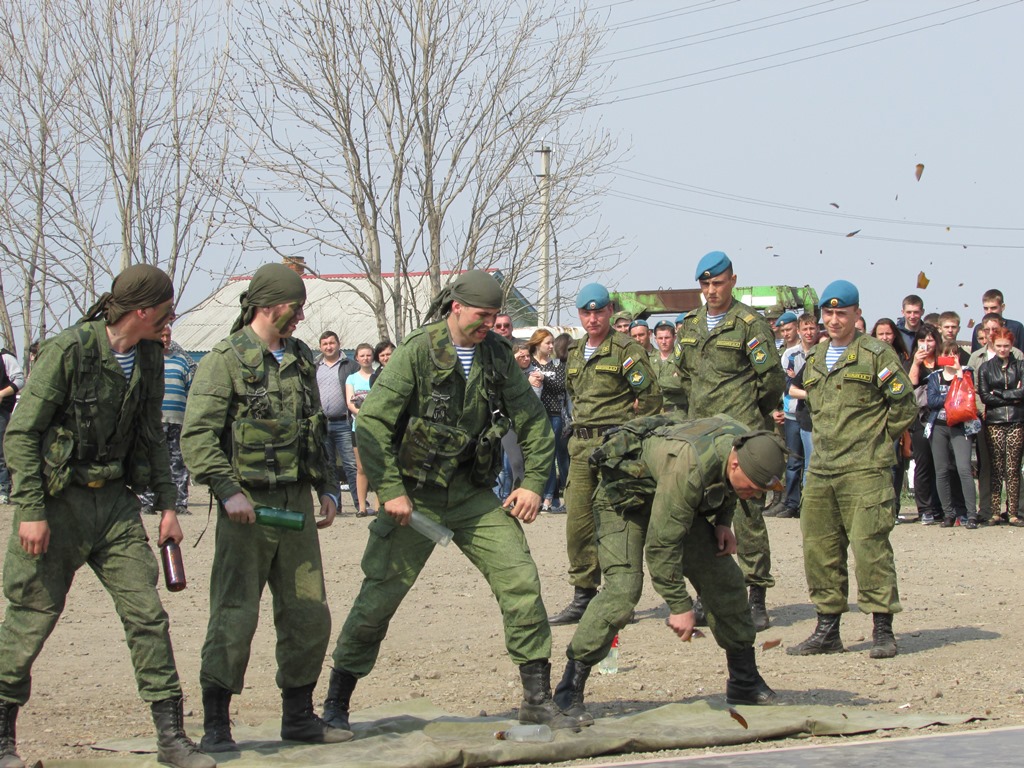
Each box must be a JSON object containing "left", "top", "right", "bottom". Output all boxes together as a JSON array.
[
  {"left": 597, "top": 0, "right": 865, "bottom": 62},
  {"left": 615, "top": 169, "right": 1024, "bottom": 232},
  {"left": 596, "top": 185, "right": 1024, "bottom": 249},
  {"left": 601, "top": 0, "right": 1022, "bottom": 104}
]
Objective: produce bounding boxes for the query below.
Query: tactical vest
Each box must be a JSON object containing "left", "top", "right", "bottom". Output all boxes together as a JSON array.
[
  {"left": 589, "top": 414, "right": 745, "bottom": 515},
  {"left": 396, "top": 323, "right": 511, "bottom": 490},
  {"left": 41, "top": 322, "right": 161, "bottom": 496},
  {"left": 226, "top": 330, "right": 327, "bottom": 490}
]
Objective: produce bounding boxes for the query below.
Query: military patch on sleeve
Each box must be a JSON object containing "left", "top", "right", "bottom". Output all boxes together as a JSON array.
[
  {"left": 878, "top": 367, "right": 895, "bottom": 383},
  {"left": 752, "top": 348, "right": 768, "bottom": 365},
  {"left": 628, "top": 369, "right": 647, "bottom": 388},
  {"left": 846, "top": 352, "right": 857, "bottom": 362},
  {"left": 674, "top": 342, "right": 682, "bottom": 356},
  {"left": 623, "top": 356, "right": 636, "bottom": 372},
  {"left": 889, "top": 378, "right": 906, "bottom": 395},
  {"left": 746, "top": 337, "right": 761, "bottom": 350}
]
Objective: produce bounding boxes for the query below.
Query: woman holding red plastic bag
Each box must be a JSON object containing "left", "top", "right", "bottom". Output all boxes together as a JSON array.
[
  {"left": 977, "top": 327, "right": 1024, "bottom": 526},
  {"left": 925, "top": 341, "right": 980, "bottom": 529}
]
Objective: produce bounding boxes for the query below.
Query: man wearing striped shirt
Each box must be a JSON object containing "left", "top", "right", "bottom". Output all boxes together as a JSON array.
[{"left": 139, "top": 325, "right": 196, "bottom": 515}]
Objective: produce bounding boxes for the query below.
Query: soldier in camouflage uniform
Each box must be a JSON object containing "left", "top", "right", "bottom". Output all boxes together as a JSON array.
[
  {"left": 787, "top": 280, "right": 916, "bottom": 659},
  {"left": 650, "top": 319, "right": 687, "bottom": 412},
  {"left": 180, "top": 263, "right": 347, "bottom": 751},
  {"left": 0, "top": 265, "right": 212, "bottom": 768},
  {"left": 322, "top": 270, "right": 577, "bottom": 731},
  {"left": 676, "top": 252, "right": 784, "bottom": 632},
  {"left": 548, "top": 284, "right": 662, "bottom": 626},
  {"left": 553, "top": 415, "right": 786, "bottom": 723}
]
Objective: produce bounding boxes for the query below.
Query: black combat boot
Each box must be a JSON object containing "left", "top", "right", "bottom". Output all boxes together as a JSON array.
[
  {"left": 786, "top": 613, "right": 844, "bottom": 656},
  {"left": 548, "top": 587, "right": 598, "bottom": 626},
  {"left": 869, "top": 613, "right": 898, "bottom": 659},
  {"left": 281, "top": 683, "right": 352, "bottom": 743},
  {"left": 151, "top": 698, "right": 216, "bottom": 768},
  {"left": 748, "top": 585, "right": 770, "bottom": 632},
  {"left": 552, "top": 659, "right": 595, "bottom": 727},
  {"left": 0, "top": 701, "right": 24, "bottom": 768},
  {"left": 692, "top": 596, "right": 709, "bottom": 627},
  {"left": 322, "top": 668, "right": 358, "bottom": 732},
  {"left": 725, "top": 647, "right": 778, "bottom": 705},
  {"left": 200, "top": 686, "right": 237, "bottom": 753},
  {"left": 518, "top": 660, "right": 578, "bottom": 729}
]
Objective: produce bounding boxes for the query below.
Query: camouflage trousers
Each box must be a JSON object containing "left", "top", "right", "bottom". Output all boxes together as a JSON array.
[
  {"left": 801, "top": 468, "right": 901, "bottom": 615},
  {"left": 733, "top": 495, "right": 774, "bottom": 589},
  {"left": 200, "top": 482, "right": 331, "bottom": 693},
  {"left": 138, "top": 422, "right": 190, "bottom": 511},
  {"left": 0, "top": 483, "right": 182, "bottom": 705},
  {"left": 567, "top": 493, "right": 754, "bottom": 665},
  {"left": 332, "top": 475, "right": 551, "bottom": 676},
  {"left": 562, "top": 434, "right": 603, "bottom": 590}
]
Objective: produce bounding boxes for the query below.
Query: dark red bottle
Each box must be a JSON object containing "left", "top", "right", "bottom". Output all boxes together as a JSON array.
[{"left": 161, "top": 541, "right": 187, "bottom": 592}]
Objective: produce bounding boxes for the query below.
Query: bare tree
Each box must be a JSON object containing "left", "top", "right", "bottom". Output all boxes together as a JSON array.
[
  {"left": 0, "top": 0, "right": 243, "bottom": 358},
  {"left": 236, "top": 0, "right": 621, "bottom": 341}
]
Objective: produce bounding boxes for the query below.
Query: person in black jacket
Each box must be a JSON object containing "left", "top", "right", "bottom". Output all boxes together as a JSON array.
[{"left": 978, "top": 327, "right": 1024, "bottom": 526}]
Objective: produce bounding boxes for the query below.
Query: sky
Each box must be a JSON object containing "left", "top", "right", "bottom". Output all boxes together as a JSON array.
[{"left": 565, "top": 0, "right": 1024, "bottom": 331}]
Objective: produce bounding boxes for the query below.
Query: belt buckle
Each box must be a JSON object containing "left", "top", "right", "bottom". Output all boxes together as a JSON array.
[
  {"left": 578, "top": 427, "right": 591, "bottom": 439},
  {"left": 87, "top": 479, "right": 105, "bottom": 489}
]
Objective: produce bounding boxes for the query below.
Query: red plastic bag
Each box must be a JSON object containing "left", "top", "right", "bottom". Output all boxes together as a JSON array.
[{"left": 944, "top": 370, "right": 978, "bottom": 426}]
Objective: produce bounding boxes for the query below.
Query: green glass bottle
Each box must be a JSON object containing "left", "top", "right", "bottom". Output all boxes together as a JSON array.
[{"left": 253, "top": 506, "right": 306, "bottom": 531}]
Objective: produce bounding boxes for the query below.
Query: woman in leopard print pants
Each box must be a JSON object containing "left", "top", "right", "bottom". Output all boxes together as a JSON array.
[{"left": 978, "top": 327, "right": 1024, "bottom": 525}]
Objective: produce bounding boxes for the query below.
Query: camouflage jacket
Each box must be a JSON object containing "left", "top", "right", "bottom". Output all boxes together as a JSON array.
[
  {"left": 355, "top": 319, "right": 555, "bottom": 503},
  {"left": 593, "top": 414, "right": 748, "bottom": 615},
  {"left": 802, "top": 332, "right": 917, "bottom": 474},
  {"left": 5, "top": 320, "right": 175, "bottom": 521},
  {"left": 649, "top": 348, "right": 687, "bottom": 411},
  {"left": 565, "top": 331, "right": 662, "bottom": 427},
  {"left": 180, "top": 326, "right": 337, "bottom": 504},
  {"left": 676, "top": 300, "right": 784, "bottom": 430}
]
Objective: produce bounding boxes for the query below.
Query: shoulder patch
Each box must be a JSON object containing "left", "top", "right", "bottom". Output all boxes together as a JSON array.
[
  {"left": 623, "top": 356, "right": 636, "bottom": 371},
  {"left": 628, "top": 369, "right": 647, "bottom": 388},
  {"left": 878, "top": 367, "right": 896, "bottom": 383},
  {"left": 889, "top": 378, "right": 906, "bottom": 396},
  {"left": 747, "top": 337, "right": 762, "bottom": 351},
  {"left": 752, "top": 348, "right": 768, "bottom": 365}
]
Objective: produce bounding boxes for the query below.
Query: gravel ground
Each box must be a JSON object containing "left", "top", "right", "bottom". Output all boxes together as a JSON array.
[{"left": 1, "top": 492, "right": 1021, "bottom": 765}]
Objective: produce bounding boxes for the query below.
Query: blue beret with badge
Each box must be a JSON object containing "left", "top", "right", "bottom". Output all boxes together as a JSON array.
[
  {"left": 629, "top": 318, "right": 649, "bottom": 330},
  {"left": 675, "top": 312, "right": 688, "bottom": 325},
  {"left": 694, "top": 250, "right": 732, "bottom": 281},
  {"left": 820, "top": 280, "right": 859, "bottom": 309},
  {"left": 576, "top": 283, "right": 611, "bottom": 310},
  {"left": 774, "top": 310, "right": 798, "bottom": 328},
  {"left": 654, "top": 319, "right": 675, "bottom": 331}
]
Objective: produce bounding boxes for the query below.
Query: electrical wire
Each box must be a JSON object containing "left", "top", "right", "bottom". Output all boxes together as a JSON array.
[{"left": 601, "top": 0, "right": 1022, "bottom": 103}]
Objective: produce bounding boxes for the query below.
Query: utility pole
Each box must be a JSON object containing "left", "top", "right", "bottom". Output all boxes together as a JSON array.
[{"left": 536, "top": 144, "right": 551, "bottom": 325}]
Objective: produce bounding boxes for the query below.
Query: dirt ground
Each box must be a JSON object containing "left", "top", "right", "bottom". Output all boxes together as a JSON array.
[{"left": 2, "top": 491, "right": 1022, "bottom": 766}]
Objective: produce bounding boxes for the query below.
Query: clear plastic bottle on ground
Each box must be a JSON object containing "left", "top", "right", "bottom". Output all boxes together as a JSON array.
[
  {"left": 494, "top": 724, "right": 554, "bottom": 742},
  {"left": 598, "top": 634, "right": 619, "bottom": 675}
]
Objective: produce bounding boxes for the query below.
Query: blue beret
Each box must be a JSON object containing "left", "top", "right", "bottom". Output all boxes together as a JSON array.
[
  {"left": 654, "top": 320, "right": 675, "bottom": 331},
  {"left": 675, "top": 312, "right": 688, "bottom": 325},
  {"left": 819, "top": 280, "right": 859, "bottom": 308},
  {"left": 774, "top": 311, "right": 799, "bottom": 328},
  {"left": 695, "top": 250, "right": 732, "bottom": 281},
  {"left": 629, "top": 318, "right": 649, "bottom": 330},
  {"left": 576, "top": 283, "right": 611, "bottom": 310}
]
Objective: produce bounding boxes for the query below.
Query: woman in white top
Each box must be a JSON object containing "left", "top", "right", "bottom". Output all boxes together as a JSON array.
[{"left": 346, "top": 343, "right": 375, "bottom": 517}]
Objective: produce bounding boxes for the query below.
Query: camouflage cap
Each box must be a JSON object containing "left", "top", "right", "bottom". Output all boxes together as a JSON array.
[
  {"left": 81, "top": 264, "right": 174, "bottom": 325},
  {"left": 733, "top": 431, "right": 788, "bottom": 491},
  {"left": 611, "top": 310, "right": 632, "bottom": 326}
]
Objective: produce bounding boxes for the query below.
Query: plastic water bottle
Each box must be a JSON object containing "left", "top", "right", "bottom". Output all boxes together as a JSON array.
[
  {"left": 494, "top": 724, "right": 554, "bottom": 742},
  {"left": 598, "top": 634, "right": 619, "bottom": 675}
]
